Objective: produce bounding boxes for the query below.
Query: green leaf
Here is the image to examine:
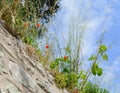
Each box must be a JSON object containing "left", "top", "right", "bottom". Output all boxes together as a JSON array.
[
  {"left": 63, "top": 68, "right": 69, "bottom": 73},
  {"left": 81, "top": 74, "right": 86, "bottom": 80},
  {"left": 97, "top": 68, "right": 103, "bottom": 76},
  {"left": 88, "top": 55, "right": 97, "bottom": 61},
  {"left": 91, "top": 64, "right": 99, "bottom": 76},
  {"left": 102, "top": 54, "right": 108, "bottom": 61},
  {"left": 92, "top": 63, "right": 103, "bottom": 76},
  {"left": 65, "top": 47, "right": 71, "bottom": 52},
  {"left": 50, "top": 61, "right": 58, "bottom": 69},
  {"left": 55, "top": 58, "right": 63, "bottom": 62},
  {"left": 99, "top": 45, "right": 107, "bottom": 53},
  {"left": 66, "top": 60, "right": 71, "bottom": 63},
  {"left": 55, "top": 58, "right": 60, "bottom": 62},
  {"left": 78, "top": 71, "right": 86, "bottom": 80},
  {"left": 92, "top": 67, "right": 97, "bottom": 75}
]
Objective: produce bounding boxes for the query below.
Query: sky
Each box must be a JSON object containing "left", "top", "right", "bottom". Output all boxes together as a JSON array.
[{"left": 46, "top": 0, "right": 120, "bottom": 92}]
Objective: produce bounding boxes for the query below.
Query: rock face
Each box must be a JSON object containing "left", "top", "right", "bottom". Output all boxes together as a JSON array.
[{"left": 0, "top": 23, "right": 69, "bottom": 93}]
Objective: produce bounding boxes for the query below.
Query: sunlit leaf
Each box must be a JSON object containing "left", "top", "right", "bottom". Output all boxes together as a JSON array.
[
  {"left": 78, "top": 71, "right": 86, "bottom": 80},
  {"left": 99, "top": 45, "right": 107, "bottom": 53},
  {"left": 50, "top": 61, "right": 58, "bottom": 69},
  {"left": 65, "top": 47, "right": 71, "bottom": 52},
  {"left": 81, "top": 74, "right": 86, "bottom": 80},
  {"left": 92, "top": 63, "right": 98, "bottom": 76},
  {"left": 97, "top": 68, "right": 103, "bottom": 76},
  {"left": 102, "top": 54, "right": 108, "bottom": 61},
  {"left": 92, "top": 67, "right": 97, "bottom": 75},
  {"left": 88, "top": 55, "right": 97, "bottom": 61}
]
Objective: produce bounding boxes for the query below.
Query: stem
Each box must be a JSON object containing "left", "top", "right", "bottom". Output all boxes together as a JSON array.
[{"left": 80, "top": 52, "right": 101, "bottom": 90}]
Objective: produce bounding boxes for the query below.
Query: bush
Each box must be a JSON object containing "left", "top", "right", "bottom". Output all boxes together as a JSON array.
[
  {"left": 66, "top": 72, "right": 78, "bottom": 89},
  {"left": 0, "top": 0, "right": 60, "bottom": 39},
  {"left": 83, "top": 82, "right": 109, "bottom": 93},
  {"left": 55, "top": 73, "right": 67, "bottom": 88}
]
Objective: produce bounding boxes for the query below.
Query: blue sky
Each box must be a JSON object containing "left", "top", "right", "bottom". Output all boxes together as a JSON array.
[{"left": 47, "top": 0, "right": 120, "bottom": 92}]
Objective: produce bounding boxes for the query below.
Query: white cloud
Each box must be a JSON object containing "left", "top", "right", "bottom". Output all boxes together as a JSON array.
[
  {"left": 103, "top": 57, "right": 120, "bottom": 80},
  {"left": 100, "top": 57, "right": 120, "bottom": 93},
  {"left": 82, "top": 18, "right": 105, "bottom": 57}
]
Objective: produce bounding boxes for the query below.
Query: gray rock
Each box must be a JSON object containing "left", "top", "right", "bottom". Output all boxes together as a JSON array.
[
  {"left": 27, "top": 65, "right": 35, "bottom": 74},
  {"left": 36, "top": 64, "right": 46, "bottom": 77},
  {"left": 5, "top": 81, "right": 21, "bottom": 93},
  {"left": 47, "top": 74, "right": 54, "bottom": 85},
  {"left": 0, "top": 66, "right": 8, "bottom": 74},
  {"left": 28, "top": 58, "right": 36, "bottom": 67},
  {"left": 9, "top": 61, "right": 37, "bottom": 93},
  {"left": 0, "top": 52, "right": 4, "bottom": 59},
  {"left": 0, "top": 51, "right": 8, "bottom": 73},
  {"left": 0, "top": 89, "right": 6, "bottom": 93},
  {"left": 36, "top": 78, "right": 54, "bottom": 93},
  {"left": 0, "top": 61, "right": 8, "bottom": 74},
  {"left": 6, "top": 37, "right": 12, "bottom": 46}
]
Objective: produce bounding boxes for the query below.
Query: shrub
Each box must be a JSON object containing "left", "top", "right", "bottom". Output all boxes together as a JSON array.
[
  {"left": 83, "top": 82, "right": 109, "bottom": 93},
  {"left": 0, "top": 0, "right": 60, "bottom": 39},
  {"left": 55, "top": 73, "right": 67, "bottom": 88},
  {"left": 66, "top": 72, "right": 78, "bottom": 89},
  {"left": 0, "top": 0, "right": 22, "bottom": 32}
]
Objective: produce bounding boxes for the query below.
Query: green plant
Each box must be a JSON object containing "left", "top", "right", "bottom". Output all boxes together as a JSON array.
[
  {"left": 50, "top": 57, "right": 87, "bottom": 90},
  {"left": 90, "top": 44, "right": 108, "bottom": 76},
  {"left": 66, "top": 72, "right": 78, "bottom": 89},
  {"left": 55, "top": 73, "right": 67, "bottom": 88},
  {"left": 49, "top": 35, "right": 109, "bottom": 92},
  {"left": 24, "top": 0, "right": 60, "bottom": 22},
  {"left": 91, "top": 63, "right": 102, "bottom": 76},
  {"left": 0, "top": 0, "right": 22, "bottom": 32},
  {"left": 83, "top": 82, "right": 109, "bottom": 93},
  {"left": 0, "top": 0, "right": 60, "bottom": 39},
  {"left": 50, "top": 61, "right": 59, "bottom": 69},
  {"left": 80, "top": 44, "right": 108, "bottom": 90},
  {"left": 50, "top": 56, "right": 70, "bottom": 71}
]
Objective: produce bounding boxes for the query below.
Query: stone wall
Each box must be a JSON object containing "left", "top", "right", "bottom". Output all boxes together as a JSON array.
[{"left": 0, "top": 23, "right": 69, "bottom": 93}]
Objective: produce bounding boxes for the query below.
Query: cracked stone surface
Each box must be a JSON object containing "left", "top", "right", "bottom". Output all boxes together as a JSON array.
[{"left": 0, "top": 22, "right": 69, "bottom": 93}]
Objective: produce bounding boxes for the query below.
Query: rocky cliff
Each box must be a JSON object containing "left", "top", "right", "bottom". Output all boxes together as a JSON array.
[{"left": 0, "top": 23, "right": 69, "bottom": 93}]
